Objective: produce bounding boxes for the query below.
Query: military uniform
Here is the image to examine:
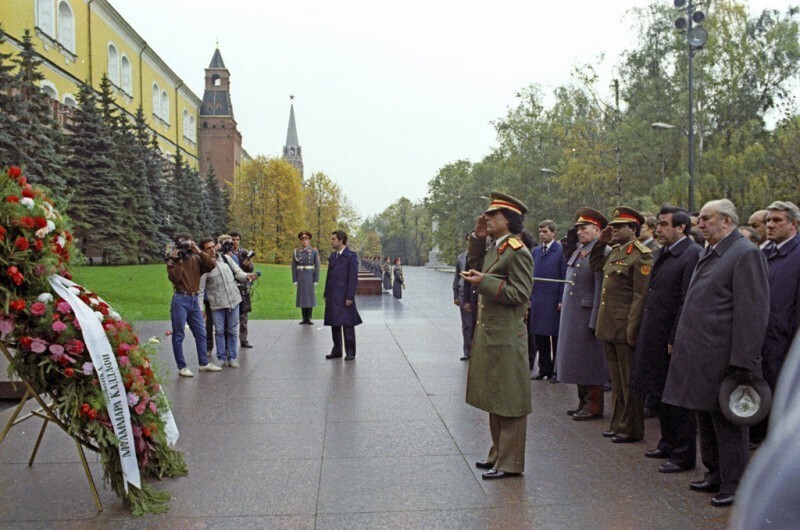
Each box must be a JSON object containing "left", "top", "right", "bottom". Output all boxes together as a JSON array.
[
  {"left": 590, "top": 207, "right": 653, "bottom": 442},
  {"left": 292, "top": 231, "right": 320, "bottom": 324},
  {"left": 466, "top": 192, "right": 534, "bottom": 477}
]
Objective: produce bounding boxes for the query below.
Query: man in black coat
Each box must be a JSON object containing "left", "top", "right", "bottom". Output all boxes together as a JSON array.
[
  {"left": 631, "top": 206, "right": 701, "bottom": 473},
  {"left": 324, "top": 230, "right": 362, "bottom": 360},
  {"left": 662, "top": 199, "right": 769, "bottom": 508}
]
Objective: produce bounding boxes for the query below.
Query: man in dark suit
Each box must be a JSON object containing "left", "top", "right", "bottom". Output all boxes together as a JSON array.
[
  {"left": 631, "top": 206, "right": 701, "bottom": 473},
  {"left": 751, "top": 200, "right": 800, "bottom": 444},
  {"left": 323, "top": 230, "right": 362, "bottom": 360},
  {"left": 663, "top": 199, "right": 769, "bottom": 507},
  {"left": 530, "top": 220, "right": 566, "bottom": 382}
]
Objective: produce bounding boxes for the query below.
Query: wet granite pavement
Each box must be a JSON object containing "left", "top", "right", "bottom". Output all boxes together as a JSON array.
[{"left": 0, "top": 266, "right": 730, "bottom": 529}]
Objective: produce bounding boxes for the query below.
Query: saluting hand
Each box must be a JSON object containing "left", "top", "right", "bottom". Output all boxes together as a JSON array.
[
  {"left": 599, "top": 225, "right": 613, "bottom": 244},
  {"left": 474, "top": 214, "right": 488, "bottom": 239}
]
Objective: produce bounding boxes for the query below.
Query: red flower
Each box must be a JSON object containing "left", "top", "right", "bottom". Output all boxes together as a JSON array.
[
  {"left": 142, "top": 427, "right": 151, "bottom": 437},
  {"left": 20, "top": 336, "right": 33, "bottom": 349},
  {"left": 7, "top": 166, "right": 21, "bottom": 178},
  {"left": 64, "top": 367, "right": 74, "bottom": 377},
  {"left": 14, "top": 237, "right": 29, "bottom": 251},
  {"left": 18, "top": 176, "right": 27, "bottom": 186},
  {"left": 0, "top": 226, "right": 5, "bottom": 241},
  {"left": 88, "top": 409, "right": 97, "bottom": 420},
  {"left": 19, "top": 216, "right": 35, "bottom": 229},
  {"left": 34, "top": 217, "right": 47, "bottom": 229},
  {"left": 65, "top": 339, "right": 85, "bottom": 355},
  {"left": 6, "top": 195, "right": 19, "bottom": 203},
  {"left": 80, "top": 403, "right": 90, "bottom": 415},
  {"left": 9, "top": 299, "right": 25, "bottom": 312},
  {"left": 21, "top": 186, "right": 34, "bottom": 199},
  {"left": 34, "top": 239, "right": 43, "bottom": 252}
]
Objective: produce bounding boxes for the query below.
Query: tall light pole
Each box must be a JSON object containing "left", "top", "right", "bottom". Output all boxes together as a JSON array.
[{"left": 673, "top": 0, "right": 707, "bottom": 213}]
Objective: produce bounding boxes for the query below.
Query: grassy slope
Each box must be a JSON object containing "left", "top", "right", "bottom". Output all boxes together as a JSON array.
[{"left": 70, "top": 263, "right": 327, "bottom": 321}]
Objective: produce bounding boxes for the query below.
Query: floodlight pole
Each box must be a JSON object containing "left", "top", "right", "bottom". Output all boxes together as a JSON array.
[{"left": 687, "top": 0, "right": 696, "bottom": 212}]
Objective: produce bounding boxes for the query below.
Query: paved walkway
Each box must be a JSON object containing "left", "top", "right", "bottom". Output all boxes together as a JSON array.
[{"left": 0, "top": 267, "right": 730, "bottom": 528}]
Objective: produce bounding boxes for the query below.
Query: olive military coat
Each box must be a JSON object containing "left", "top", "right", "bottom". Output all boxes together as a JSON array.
[
  {"left": 590, "top": 239, "right": 653, "bottom": 344},
  {"left": 466, "top": 234, "right": 534, "bottom": 418}
]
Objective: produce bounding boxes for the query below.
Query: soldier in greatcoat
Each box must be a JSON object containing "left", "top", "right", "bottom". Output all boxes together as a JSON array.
[
  {"left": 557, "top": 208, "right": 610, "bottom": 421},
  {"left": 292, "top": 231, "right": 320, "bottom": 325},
  {"left": 462, "top": 191, "right": 534, "bottom": 480},
  {"left": 590, "top": 206, "right": 653, "bottom": 444}
]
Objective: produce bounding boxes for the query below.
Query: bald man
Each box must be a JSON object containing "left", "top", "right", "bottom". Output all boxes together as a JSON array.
[{"left": 748, "top": 210, "right": 770, "bottom": 249}]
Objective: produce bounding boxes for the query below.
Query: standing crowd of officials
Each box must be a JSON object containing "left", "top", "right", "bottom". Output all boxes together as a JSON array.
[{"left": 456, "top": 191, "right": 800, "bottom": 509}]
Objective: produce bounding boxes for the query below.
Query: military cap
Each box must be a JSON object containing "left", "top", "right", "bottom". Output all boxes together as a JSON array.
[
  {"left": 608, "top": 206, "right": 645, "bottom": 226},
  {"left": 297, "top": 231, "right": 312, "bottom": 239},
  {"left": 574, "top": 207, "right": 608, "bottom": 229},
  {"left": 484, "top": 191, "right": 528, "bottom": 215}
]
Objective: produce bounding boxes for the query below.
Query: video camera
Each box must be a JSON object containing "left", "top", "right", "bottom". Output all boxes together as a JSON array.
[{"left": 164, "top": 238, "right": 192, "bottom": 261}]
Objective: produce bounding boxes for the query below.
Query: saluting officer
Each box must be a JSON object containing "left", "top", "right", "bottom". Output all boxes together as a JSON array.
[
  {"left": 292, "top": 231, "right": 320, "bottom": 325},
  {"left": 462, "top": 191, "right": 534, "bottom": 480},
  {"left": 590, "top": 206, "right": 653, "bottom": 444}
]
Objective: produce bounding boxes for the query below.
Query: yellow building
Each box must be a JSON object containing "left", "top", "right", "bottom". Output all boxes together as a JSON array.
[{"left": 0, "top": 0, "right": 201, "bottom": 167}]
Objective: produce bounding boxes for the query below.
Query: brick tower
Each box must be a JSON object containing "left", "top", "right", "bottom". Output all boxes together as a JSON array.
[{"left": 198, "top": 47, "right": 243, "bottom": 188}]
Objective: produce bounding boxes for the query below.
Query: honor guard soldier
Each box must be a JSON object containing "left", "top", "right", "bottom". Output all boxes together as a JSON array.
[
  {"left": 292, "top": 231, "right": 321, "bottom": 325},
  {"left": 590, "top": 206, "right": 653, "bottom": 444}
]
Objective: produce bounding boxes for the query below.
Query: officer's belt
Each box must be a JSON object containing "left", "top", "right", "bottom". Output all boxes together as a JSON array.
[{"left": 296, "top": 266, "right": 316, "bottom": 270}]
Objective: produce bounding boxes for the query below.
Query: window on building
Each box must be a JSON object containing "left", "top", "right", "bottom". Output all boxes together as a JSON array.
[
  {"left": 120, "top": 55, "right": 132, "bottom": 95},
  {"left": 63, "top": 95, "right": 77, "bottom": 108},
  {"left": 161, "top": 90, "right": 169, "bottom": 124},
  {"left": 107, "top": 44, "right": 119, "bottom": 86},
  {"left": 182, "top": 109, "right": 189, "bottom": 137},
  {"left": 36, "top": 0, "right": 55, "bottom": 37},
  {"left": 152, "top": 83, "right": 160, "bottom": 118},
  {"left": 57, "top": 1, "right": 75, "bottom": 53},
  {"left": 42, "top": 84, "right": 58, "bottom": 100},
  {"left": 189, "top": 115, "right": 196, "bottom": 142},
  {"left": 212, "top": 74, "right": 221, "bottom": 86}
]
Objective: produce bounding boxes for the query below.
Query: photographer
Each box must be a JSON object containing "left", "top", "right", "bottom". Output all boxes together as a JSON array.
[
  {"left": 199, "top": 235, "right": 258, "bottom": 368},
  {"left": 230, "top": 232, "right": 255, "bottom": 348},
  {"left": 166, "top": 233, "right": 222, "bottom": 377}
]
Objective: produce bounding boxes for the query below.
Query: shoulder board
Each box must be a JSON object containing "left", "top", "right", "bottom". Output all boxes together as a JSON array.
[
  {"left": 507, "top": 237, "right": 523, "bottom": 250},
  {"left": 634, "top": 240, "right": 652, "bottom": 253}
]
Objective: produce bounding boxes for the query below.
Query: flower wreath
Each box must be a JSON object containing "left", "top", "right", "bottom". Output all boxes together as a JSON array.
[{"left": 0, "top": 165, "right": 186, "bottom": 516}]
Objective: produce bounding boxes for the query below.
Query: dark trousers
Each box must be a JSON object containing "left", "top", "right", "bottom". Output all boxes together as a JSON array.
[
  {"left": 657, "top": 401, "right": 697, "bottom": 469},
  {"left": 331, "top": 325, "right": 356, "bottom": 357},
  {"left": 535, "top": 334, "right": 557, "bottom": 377},
  {"left": 239, "top": 311, "right": 249, "bottom": 344},
  {"left": 459, "top": 305, "right": 473, "bottom": 357},
  {"left": 604, "top": 341, "right": 644, "bottom": 439},
  {"left": 697, "top": 409, "right": 749, "bottom": 495},
  {"left": 301, "top": 307, "right": 314, "bottom": 322},
  {"left": 204, "top": 300, "right": 214, "bottom": 353}
]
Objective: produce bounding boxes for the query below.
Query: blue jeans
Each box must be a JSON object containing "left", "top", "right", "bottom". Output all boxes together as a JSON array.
[
  {"left": 171, "top": 293, "right": 210, "bottom": 369},
  {"left": 212, "top": 304, "right": 240, "bottom": 362}
]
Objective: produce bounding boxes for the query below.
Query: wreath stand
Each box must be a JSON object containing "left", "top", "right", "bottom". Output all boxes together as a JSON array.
[{"left": 0, "top": 343, "right": 103, "bottom": 511}]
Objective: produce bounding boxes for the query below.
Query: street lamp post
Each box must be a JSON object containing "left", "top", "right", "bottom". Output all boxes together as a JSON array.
[{"left": 672, "top": 0, "right": 708, "bottom": 213}]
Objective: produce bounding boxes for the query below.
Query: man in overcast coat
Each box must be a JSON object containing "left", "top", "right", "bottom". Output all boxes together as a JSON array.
[{"left": 324, "top": 230, "right": 362, "bottom": 360}]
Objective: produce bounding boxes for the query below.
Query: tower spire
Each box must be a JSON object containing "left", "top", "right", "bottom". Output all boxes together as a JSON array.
[{"left": 283, "top": 95, "right": 303, "bottom": 179}]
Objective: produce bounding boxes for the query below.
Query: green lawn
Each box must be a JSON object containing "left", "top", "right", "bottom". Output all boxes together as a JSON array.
[{"left": 70, "top": 263, "right": 327, "bottom": 321}]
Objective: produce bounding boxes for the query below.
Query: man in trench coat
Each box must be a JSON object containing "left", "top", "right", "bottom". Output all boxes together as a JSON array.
[
  {"left": 462, "top": 191, "right": 534, "bottom": 480},
  {"left": 662, "top": 199, "right": 769, "bottom": 507},
  {"left": 323, "top": 230, "right": 363, "bottom": 360}
]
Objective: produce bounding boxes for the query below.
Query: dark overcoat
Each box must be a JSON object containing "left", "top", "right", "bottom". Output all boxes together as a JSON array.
[
  {"left": 529, "top": 241, "right": 566, "bottom": 336},
  {"left": 392, "top": 264, "right": 404, "bottom": 299},
  {"left": 630, "top": 237, "right": 702, "bottom": 396},
  {"left": 382, "top": 262, "right": 392, "bottom": 290},
  {"left": 323, "top": 246, "right": 363, "bottom": 327},
  {"left": 761, "top": 233, "right": 800, "bottom": 387},
  {"left": 663, "top": 230, "right": 769, "bottom": 411},
  {"left": 556, "top": 238, "right": 609, "bottom": 385},
  {"left": 466, "top": 234, "right": 534, "bottom": 417}
]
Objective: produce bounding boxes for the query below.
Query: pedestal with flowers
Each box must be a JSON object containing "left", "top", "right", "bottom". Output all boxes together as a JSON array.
[{"left": 0, "top": 165, "right": 187, "bottom": 516}]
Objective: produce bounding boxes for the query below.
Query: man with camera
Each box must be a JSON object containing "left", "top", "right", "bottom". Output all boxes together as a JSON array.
[
  {"left": 230, "top": 232, "right": 256, "bottom": 348},
  {"left": 166, "top": 233, "right": 222, "bottom": 377},
  {"left": 199, "top": 235, "right": 258, "bottom": 368}
]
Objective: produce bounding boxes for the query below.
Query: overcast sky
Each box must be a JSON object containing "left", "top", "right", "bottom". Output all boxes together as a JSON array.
[{"left": 112, "top": 0, "right": 790, "bottom": 218}]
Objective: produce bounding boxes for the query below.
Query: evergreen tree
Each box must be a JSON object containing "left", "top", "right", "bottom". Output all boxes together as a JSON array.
[
  {"left": 133, "top": 106, "right": 172, "bottom": 257},
  {"left": 65, "top": 83, "right": 127, "bottom": 263},
  {"left": 204, "top": 165, "right": 227, "bottom": 237},
  {"left": 169, "top": 149, "right": 204, "bottom": 238},
  {"left": 9, "top": 29, "right": 68, "bottom": 191},
  {"left": 0, "top": 27, "right": 20, "bottom": 165}
]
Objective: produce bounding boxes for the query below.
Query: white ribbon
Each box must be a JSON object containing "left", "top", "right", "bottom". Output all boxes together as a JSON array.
[{"left": 49, "top": 275, "right": 141, "bottom": 492}]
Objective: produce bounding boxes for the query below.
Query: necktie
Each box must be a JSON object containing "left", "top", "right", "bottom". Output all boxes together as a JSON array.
[{"left": 543, "top": 244, "right": 548, "bottom": 254}]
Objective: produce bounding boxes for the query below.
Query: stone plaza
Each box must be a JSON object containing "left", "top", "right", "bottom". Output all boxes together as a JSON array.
[{"left": 0, "top": 267, "right": 731, "bottom": 528}]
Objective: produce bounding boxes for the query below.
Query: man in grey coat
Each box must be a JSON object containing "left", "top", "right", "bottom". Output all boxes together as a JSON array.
[
  {"left": 292, "top": 231, "right": 321, "bottom": 325},
  {"left": 662, "top": 199, "right": 769, "bottom": 508}
]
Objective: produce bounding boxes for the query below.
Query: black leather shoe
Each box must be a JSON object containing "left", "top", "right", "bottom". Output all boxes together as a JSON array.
[
  {"left": 305, "top": 321, "right": 314, "bottom": 325},
  {"left": 532, "top": 373, "right": 546, "bottom": 380},
  {"left": 549, "top": 377, "right": 559, "bottom": 384},
  {"left": 325, "top": 354, "right": 342, "bottom": 360},
  {"left": 572, "top": 411, "right": 602, "bottom": 421},
  {"left": 711, "top": 493, "right": 734, "bottom": 507},
  {"left": 475, "top": 460, "right": 494, "bottom": 469},
  {"left": 658, "top": 462, "right": 694, "bottom": 473},
  {"left": 645, "top": 449, "right": 670, "bottom": 459},
  {"left": 344, "top": 355, "right": 355, "bottom": 361},
  {"left": 566, "top": 407, "right": 582, "bottom": 416},
  {"left": 602, "top": 430, "right": 617, "bottom": 438},
  {"left": 460, "top": 355, "right": 471, "bottom": 361},
  {"left": 643, "top": 408, "right": 659, "bottom": 419},
  {"left": 240, "top": 342, "right": 253, "bottom": 348},
  {"left": 689, "top": 480, "right": 721, "bottom": 493},
  {"left": 482, "top": 469, "right": 521, "bottom": 480},
  {"left": 612, "top": 434, "right": 641, "bottom": 444}
]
